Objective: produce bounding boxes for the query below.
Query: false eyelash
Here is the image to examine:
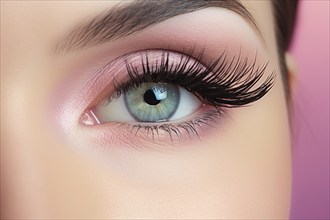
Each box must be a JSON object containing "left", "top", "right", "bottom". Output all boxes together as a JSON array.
[{"left": 110, "top": 49, "right": 275, "bottom": 109}]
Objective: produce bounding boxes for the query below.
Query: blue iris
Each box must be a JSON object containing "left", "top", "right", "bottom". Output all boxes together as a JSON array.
[{"left": 124, "top": 83, "right": 180, "bottom": 122}]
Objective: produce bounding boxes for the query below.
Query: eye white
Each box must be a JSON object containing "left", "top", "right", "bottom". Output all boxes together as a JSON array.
[
  {"left": 169, "top": 87, "right": 202, "bottom": 120},
  {"left": 95, "top": 86, "right": 202, "bottom": 123}
]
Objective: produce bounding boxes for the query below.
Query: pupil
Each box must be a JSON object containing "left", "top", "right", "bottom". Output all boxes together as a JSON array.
[{"left": 144, "top": 89, "right": 161, "bottom": 105}]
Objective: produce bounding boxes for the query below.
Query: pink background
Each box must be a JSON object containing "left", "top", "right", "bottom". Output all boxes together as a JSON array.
[{"left": 290, "top": 1, "right": 329, "bottom": 219}]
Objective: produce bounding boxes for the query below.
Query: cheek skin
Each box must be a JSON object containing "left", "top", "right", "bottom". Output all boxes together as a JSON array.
[
  {"left": 65, "top": 81, "right": 291, "bottom": 219},
  {"left": 219, "top": 78, "right": 291, "bottom": 218}
]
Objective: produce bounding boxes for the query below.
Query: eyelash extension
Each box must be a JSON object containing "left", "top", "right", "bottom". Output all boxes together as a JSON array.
[
  {"left": 111, "top": 49, "right": 275, "bottom": 108},
  {"left": 106, "top": 49, "right": 275, "bottom": 140}
]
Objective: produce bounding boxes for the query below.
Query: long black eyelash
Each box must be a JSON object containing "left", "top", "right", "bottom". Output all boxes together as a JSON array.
[
  {"left": 107, "top": 49, "right": 275, "bottom": 142},
  {"left": 113, "top": 49, "right": 275, "bottom": 109}
]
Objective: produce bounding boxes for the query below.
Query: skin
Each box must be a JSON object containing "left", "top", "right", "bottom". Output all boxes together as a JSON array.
[{"left": 1, "top": 1, "right": 294, "bottom": 219}]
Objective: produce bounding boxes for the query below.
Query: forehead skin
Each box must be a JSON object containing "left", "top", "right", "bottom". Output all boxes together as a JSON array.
[{"left": 1, "top": 1, "right": 291, "bottom": 219}]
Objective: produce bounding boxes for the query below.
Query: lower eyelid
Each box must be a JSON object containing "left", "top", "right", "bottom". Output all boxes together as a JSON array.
[{"left": 80, "top": 105, "right": 225, "bottom": 149}]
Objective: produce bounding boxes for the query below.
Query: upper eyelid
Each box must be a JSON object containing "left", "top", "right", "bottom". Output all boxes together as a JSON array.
[
  {"left": 54, "top": 0, "right": 264, "bottom": 54},
  {"left": 75, "top": 44, "right": 274, "bottom": 121},
  {"left": 93, "top": 49, "right": 274, "bottom": 106},
  {"left": 82, "top": 49, "right": 201, "bottom": 103}
]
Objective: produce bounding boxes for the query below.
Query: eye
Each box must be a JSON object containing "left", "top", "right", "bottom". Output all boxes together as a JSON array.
[
  {"left": 95, "top": 82, "right": 202, "bottom": 123},
  {"left": 80, "top": 49, "right": 274, "bottom": 139}
]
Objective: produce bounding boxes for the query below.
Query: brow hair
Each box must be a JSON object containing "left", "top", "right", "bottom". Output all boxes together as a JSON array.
[{"left": 55, "top": 0, "right": 261, "bottom": 54}]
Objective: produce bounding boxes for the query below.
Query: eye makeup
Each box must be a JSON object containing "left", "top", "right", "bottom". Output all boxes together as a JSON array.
[
  {"left": 80, "top": 49, "right": 275, "bottom": 142},
  {"left": 52, "top": 8, "right": 275, "bottom": 148}
]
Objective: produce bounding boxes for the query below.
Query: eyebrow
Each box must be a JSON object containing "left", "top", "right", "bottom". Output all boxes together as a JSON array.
[{"left": 55, "top": 0, "right": 261, "bottom": 54}]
